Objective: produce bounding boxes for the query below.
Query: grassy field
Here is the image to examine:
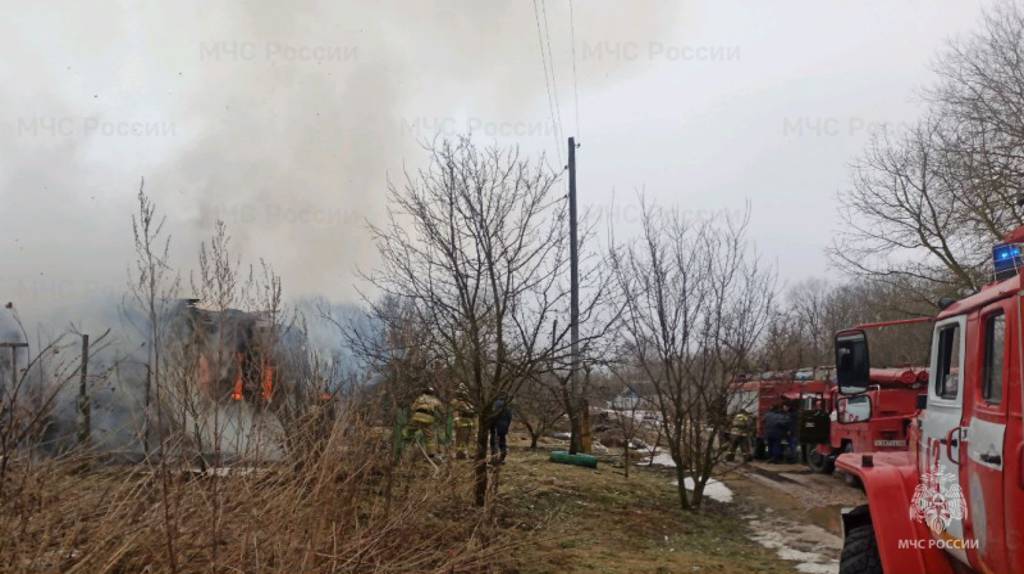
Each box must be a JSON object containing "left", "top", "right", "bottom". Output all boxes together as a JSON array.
[
  {"left": 495, "top": 446, "right": 797, "bottom": 574},
  {"left": 0, "top": 430, "right": 802, "bottom": 573}
]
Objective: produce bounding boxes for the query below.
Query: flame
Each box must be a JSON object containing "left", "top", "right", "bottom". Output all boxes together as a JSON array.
[
  {"left": 260, "top": 358, "right": 274, "bottom": 402},
  {"left": 231, "top": 353, "right": 244, "bottom": 401}
]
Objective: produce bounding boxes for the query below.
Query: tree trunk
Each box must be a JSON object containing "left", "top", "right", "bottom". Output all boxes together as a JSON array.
[
  {"left": 691, "top": 476, "right": 706, "bottom": 510},
  {"left": 624, "top": 442, "right": 630, "bottom": 478},
  {"left": 522, "top": 420, "right": 539, "bottom": 450},
  {"left": 567, "top": 409, "right": 582, "bottom": 454},
  {"left": 672, "top": 449, "right": 691, "bottom": 511},
  {"left": 473, "top": 413, "right": 489, "bottom": 507},
  {"left": 579, "top": 400, "right": 592, "bottom": 453}
]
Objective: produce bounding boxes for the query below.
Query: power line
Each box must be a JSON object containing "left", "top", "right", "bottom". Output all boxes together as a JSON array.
[
  {"left": 532, "top": 0, "right": 562, "bottom": 165},
  {"left": 569, "top": 0, "right": 581, "bottom": 140},
  {"left": 540, "top": 0, "right": 564, "bottom": 145}
]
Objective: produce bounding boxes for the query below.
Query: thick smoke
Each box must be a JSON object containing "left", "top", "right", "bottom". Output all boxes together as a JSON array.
[
  {"left": 1, "top": 1, "right": 680, "bottom": 322},
  {"left": 0, "top": 2, "right": 681, "bottom": 452}
]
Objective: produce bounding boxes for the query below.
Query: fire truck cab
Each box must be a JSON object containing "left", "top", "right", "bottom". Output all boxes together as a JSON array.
[
  {"left": 802, "top": 368, "right": 927, "bottom": 474},
  {"left": 833, "top": 237, "right": 1024, "bottom": 573}
]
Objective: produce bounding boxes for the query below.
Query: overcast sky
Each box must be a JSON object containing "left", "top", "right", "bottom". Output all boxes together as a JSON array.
[{"left": 0, "top": 0, "right": 997, "bottom": 324}]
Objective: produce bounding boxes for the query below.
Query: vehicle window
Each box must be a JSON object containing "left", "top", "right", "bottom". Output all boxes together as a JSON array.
[
  {"left": 983, "top": 313, "right": 1005, "bottom": 405},
  {"left": 841, "top": 396, "right": 871, "bottom": 423},
  {"left": 935, "top": 324, "right": 961, "bottom": 400}
]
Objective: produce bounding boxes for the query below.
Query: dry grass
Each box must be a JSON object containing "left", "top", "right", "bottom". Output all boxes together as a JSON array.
[
  {"left": 0, "top": 413, "right": 517, "bottom": 574},
  {"left": 0, "top": 420, "right": 801, "bottom": 574}
]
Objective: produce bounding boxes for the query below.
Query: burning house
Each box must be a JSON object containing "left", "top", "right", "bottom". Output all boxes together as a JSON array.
[{"left": 171, "top": 299, "right": 310, "bottom": 409}]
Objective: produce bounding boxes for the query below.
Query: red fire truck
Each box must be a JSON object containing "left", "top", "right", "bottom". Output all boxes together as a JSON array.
[
  {"left": 733, "top": 369, "right": 831, "bottom": 460},
  {"left": 802, "top": 368, "right": 927, "bottom": 474},
  {"left": 832, "top": 232, "right": 1024, "bottom": 573}
]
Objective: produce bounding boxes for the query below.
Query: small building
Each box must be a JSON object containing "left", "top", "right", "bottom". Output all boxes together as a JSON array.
[{"left": 608, "top": 389, "right": 641, "bottom": 411}]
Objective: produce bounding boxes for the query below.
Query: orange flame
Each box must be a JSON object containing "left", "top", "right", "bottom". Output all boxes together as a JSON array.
[
  {"left": 261, "top": 358, "right": 275, "bottom": 402},
  {"left": 231, "top": 353, "right": 244, "bottom": 401}
]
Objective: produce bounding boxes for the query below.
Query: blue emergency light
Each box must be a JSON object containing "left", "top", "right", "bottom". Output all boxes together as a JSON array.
[{"left": 993, "top": 242, "right": 1024, "bottom": 280}]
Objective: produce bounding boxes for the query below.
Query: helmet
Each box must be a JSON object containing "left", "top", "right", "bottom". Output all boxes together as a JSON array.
[{"left": 423, "top": 386, "right": 436, "bottom": 395}]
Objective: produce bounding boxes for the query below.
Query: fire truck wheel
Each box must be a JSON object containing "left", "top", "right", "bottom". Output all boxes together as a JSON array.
[
  {"left": 806, "top": 449, "right": 834, "bottom": 474},
  {"left": 839, "top": 524, "right": 882, "bottom": 574}
]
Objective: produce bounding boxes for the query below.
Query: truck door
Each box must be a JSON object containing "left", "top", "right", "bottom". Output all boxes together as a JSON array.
[
  {"left": 799, "top": 393, "right": 830, "bottom": 445},
  {"left": 963, "top": 302, "right": 1010, "bottom": 571},
  {"left": 919, "top": 315, "right": 968, "bottom": 555}
]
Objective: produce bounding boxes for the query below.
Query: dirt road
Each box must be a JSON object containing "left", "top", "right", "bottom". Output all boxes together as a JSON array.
[{"left": 722, "top": 461, "right": 867, "bottom": 574}]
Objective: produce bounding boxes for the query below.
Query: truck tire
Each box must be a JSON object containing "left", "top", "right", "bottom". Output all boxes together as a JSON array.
[
  {"left": 807, "top": 449, "right": 835, "bottom": 474},
  {"left": 839, "top": 524, "right": 882, "bottom": 574}
]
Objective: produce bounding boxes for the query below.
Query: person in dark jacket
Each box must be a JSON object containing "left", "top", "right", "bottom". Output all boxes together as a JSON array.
[
  {"left": 489, "top": 397, "right": 513, "bottom": 463},
  {"left": 786, "top": 402, "right": 801, "bottom": 463},
  {"left": 763, "top": 403, "right": 789, "bottom": 463}
]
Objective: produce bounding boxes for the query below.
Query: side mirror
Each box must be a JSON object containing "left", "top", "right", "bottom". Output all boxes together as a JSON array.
[
  {"left": 835, "top": 330, "right": 871, "bottom": 395},
  {"left": 837, "top": 395, "right": 872, "bottom": 424},
  {"left": 916, "top": 394, "right": 928, "bottom": 410}
]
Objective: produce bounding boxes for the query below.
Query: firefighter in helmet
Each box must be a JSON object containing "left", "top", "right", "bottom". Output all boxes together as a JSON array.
[
  {"left": 727, "top": 408, "right": 753, "bottom": 462},
  {"left": 451, "top": 385, "right": 476, "bottom": 459},
  {"left": 405, "top": 386, "right": 443, "bottom": 457}
]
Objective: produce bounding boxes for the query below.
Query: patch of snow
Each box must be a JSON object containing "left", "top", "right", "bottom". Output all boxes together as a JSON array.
[
  {"left": 648, "top": 451, "right": 677, "bottom": 467},
  {"left": 599, "top": 408, "right": 661, "bottom": 424},
  {"left": 747, "top": 515, "right": 841, "bottom": 574},
  {"left": 670, "top": 477, "right": 734, "bottom": 504}
]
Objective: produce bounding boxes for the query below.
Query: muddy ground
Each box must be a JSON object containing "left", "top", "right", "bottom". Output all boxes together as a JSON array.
[{"left": 723, "top": 460, "right": 866, "bottom": 574}]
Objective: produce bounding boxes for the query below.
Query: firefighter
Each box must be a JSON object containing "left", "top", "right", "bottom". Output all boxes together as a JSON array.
[
  {"left": 727, "top": 409, "right": 753, "bottom": 462},
  {"left": 404, "top": 386, "right": 443, "bottom": 458},
  {"left": 451, "top": 387, "right": 475, "bottom": 459}
]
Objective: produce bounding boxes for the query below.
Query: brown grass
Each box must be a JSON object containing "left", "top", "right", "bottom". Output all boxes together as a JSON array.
[
  {"left": 0, "top": 412, "right": 517, "bottom": 574},
  {"left": 1, "top": 420, "right": 801, "bottom": 574}
]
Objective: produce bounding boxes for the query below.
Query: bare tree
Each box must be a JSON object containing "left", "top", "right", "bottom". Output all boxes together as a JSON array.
[
  {"left": 932, "top": 0, "right": 1024, "bottom": 233},
  {"left": 759, "top": 278, "right": 933, "bottom": 372},
  {"left": 606, "top": 367, "right": 650, "bottom": 478},
  {"left": 514, "top": 374, "right": 565, "bottom": 449},
  {"left": 609, "top": 201, "right": 774, "bottom": 511},
  {"left": 833, "top": 1, "right": 1024, "bottom": 297},
  {"left": 365, "top": 137, "right": 578, "bottom": 506},
  {"left": 126, "top": 180, "right": 181, "bottom": 572},
  {"left": 830, "top": 120, "right": 989, "bottom": 297}
]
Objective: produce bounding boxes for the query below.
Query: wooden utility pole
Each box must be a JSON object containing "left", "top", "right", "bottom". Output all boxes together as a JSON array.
[
  {"left": 77, "top": 334, "right": 91, "bottom": 446},
  {"left": 568, "top": 136, "right": 583, "bottom": 454}
]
